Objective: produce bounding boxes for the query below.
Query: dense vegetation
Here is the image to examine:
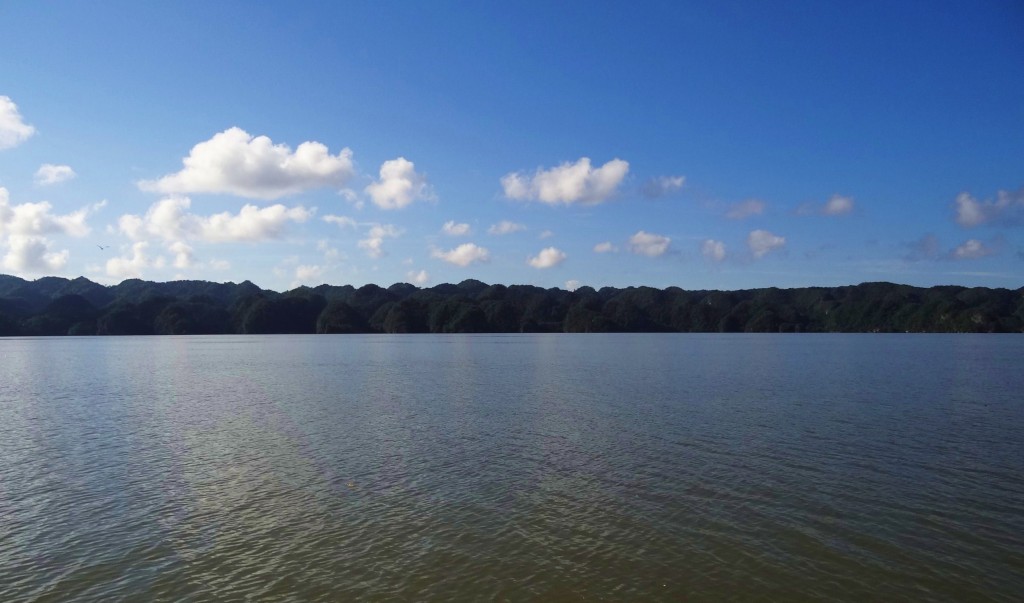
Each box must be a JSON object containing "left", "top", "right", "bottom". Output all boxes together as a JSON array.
[{"left": 0, "top": 274, "right": 1021, "bottom": 336}]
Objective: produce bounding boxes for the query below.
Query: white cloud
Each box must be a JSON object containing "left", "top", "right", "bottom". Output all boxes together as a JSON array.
[
  {"left": 0, "top": 187, "right": 98, "bottom": 239},
  {"left": 565, "top": 279, "right": 582, "bottom": 291},
  {"left": 798, "top": 194, "right": 855, "bottom": 216},
  {"left": 488, "top": 220, "right": 525, "bottom": 235},
  {"left": 295, "top": 264, "right": 323, "bottom": 283},
  {"left": 501, "top": 157, "right": 629, "bottom": 205},
  {"left": 701, "top": 239, "right": 726, "bottom": 262},
  {"left": 0, "top": 188, "right": 103, "bottom": 276},
  {"left": 527, "top": 246, "right": 567, "bottom": 269},
  {"left": 323, "top": 214, "right": 357, "bottom": 229},
  {"left": 365, "top": 157, "right": 432, "bottom": 209},
  {"left": 955, "top": 188, "right": 1024, "bottom": 227},
  {"left": 823, "top": 194, "right": 855, "bottom": 215},
  {"left": 317, "top": 239, "right": 342, "bottom": 262},
  {"left": 407, "top": 269, "right": 430, "bottom": 285},
  {"left": 138, "top": 127, "right": 355, "bottom": 200},
  {"left": 2, "top": 235, "right": 69, "bottom": 273},
  {"left": 725, "top": 199, "right": 765, "bottom": 220},
  {"left": 593, "top": 241, "right": 617, "bottom": 253},
  {"left": 641, "top": 175, "right": 685, "bottom": 198},
  {"left": 538, "top": 230, "right": 554, "bottom": 239},
  {"left": 209, "top": 259, "right": 231, "bottom": 270},
  {"left": 442, "top": 220, "right": 471, "bottom": 236},
  {"left": 168, "top": 241, "right": 194, "bottom": 269},
  {"left": 431, "top": 242, "right": 490, "bottom": 266},
  {"left": 34, "top": 164, "right": 77, "bottom": 186},
  {"left": 952, "top": 239, "right": 994, "bottom": 259},
  {"left": 118, "top": 196, "right": 313, "bottom": 243},
  {"left": 0, "top": 96, "right": 35, "bottom": 150},
  {"left": 199, "top": 203, "right": 315, "bottom": 242},
  {"left": 358, "top": 223, "right": 402, "bottom": 258},
  {"left": 106, "top": 242, "right": 152, "bottom": 279},
  {"left": 628, "top": 230, "right": 671, "bottom": 257},
  {"left": 748, "top": 229, "right": 786, "bottom": 258}
]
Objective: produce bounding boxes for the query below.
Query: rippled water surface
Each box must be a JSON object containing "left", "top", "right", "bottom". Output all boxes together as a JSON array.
[{"left": 1, "top": 334, "right": 1022, "bottom": 601}]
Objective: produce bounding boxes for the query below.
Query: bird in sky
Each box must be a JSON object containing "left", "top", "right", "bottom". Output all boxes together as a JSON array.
[{"left": 97, "top": 245, "right": 109, "bottom": 250}]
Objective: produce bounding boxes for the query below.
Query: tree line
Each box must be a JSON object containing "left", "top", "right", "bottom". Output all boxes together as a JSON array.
[{"left": 0, "top": 274, "right": 1022, "bottom": 336}]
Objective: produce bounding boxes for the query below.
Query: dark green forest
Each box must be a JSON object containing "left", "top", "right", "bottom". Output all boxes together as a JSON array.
[{"left": 0, "top": 274, "right": 1022, "bottom": 336}]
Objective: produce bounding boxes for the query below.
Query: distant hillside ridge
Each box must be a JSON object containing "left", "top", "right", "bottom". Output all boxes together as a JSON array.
[{"left": 0, "top": 274, "right": 1021, "bottom": 336}]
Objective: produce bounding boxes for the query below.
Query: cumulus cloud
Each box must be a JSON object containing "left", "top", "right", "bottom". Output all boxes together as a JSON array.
[
  {"left": 629, "top": 230, "right": 671, "bottom": 257},
  {"left": 117, "top": 196, "right": 313, "bottom": 243},
  {"left": 955, "top": 188, "right": 1024, "bottom": 227},
  {"left": 35, "top": 164, "right": 77, "bottom": 186},
  {"left": 527, "top": 246, "right": 567, "bottom": 269},
  {"left": 431, "top": 242, "right": 490, "bottom": 266},
  {"left": 168, "top": 241, "right": 194, "bottom": 269},
  {"left": 565, "top": 279, "right": 582, "bottom": 291},
  {"left": 798, "top": 194, "right": 855, "bottom": 216},
  {"left": 748, "top": 229, "right": 786, "bottom": 258},
  {"left": 365, "top": 157, "right": 432, "bottom": 210},
  {"left": 106, "top": 242, "right": 155, "bottom": 279},
  {"left": 196, "top": 203, "right": 312, "bottom": 243},
  {"left": 0, "top": 188, "right": 104, "bottom": 276},
  {"left": 358, "top": 223, "right": 402, "bottom": 258},
  {"left": 701, "top": 239, "right": 726, "bottom": 262},
  {"left": 442, "top": 220, "right": 471, "bottom": 236},
  {"left": 501, "top": 157, "right": 629, "bottom": 205},
  {"left": 407, "top": 269, "right": 430, "bottom": 285},
  {"left": 138, "top": 127, "right": 355, "bottom": 200},
  {"left": 0, "top": 96, "right": 35, "bottom": 150},
  {"left": 538, "top": 230, "right": 554, "bottom": 240},
  {"left": 726, "top": 199, "right": 765, "bottom": 220},
  {"left": 593, "top": 241, "right": 617, "bottom": 253},
  {"left": 0, "top": 187, "right": 99, "bottom": 239},
  {"left": 2, "top": 235, "right": 69, "bottom": 273},
  {"left": 952, "top": 239, "right": 995, "bottom": 260},
  {"left": 641, "top": 175, "right": 685, "bottom": 198},
  {"left": 488, "top": 220, "right": 525, "bottom": 235}
]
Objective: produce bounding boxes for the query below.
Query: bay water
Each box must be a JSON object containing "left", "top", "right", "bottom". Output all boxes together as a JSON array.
[{"left": 1, "top": 334, "right": 1021, "bottom": 601}]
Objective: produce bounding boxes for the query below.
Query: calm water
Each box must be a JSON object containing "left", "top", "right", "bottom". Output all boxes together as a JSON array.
[{"left": 1, "top": 334, "right": 1022, "bottom": 601}]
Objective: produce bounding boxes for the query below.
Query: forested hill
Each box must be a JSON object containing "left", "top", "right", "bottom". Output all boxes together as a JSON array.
[{"left": 0, "top": 274, "right": 1021, "bottom": 336}]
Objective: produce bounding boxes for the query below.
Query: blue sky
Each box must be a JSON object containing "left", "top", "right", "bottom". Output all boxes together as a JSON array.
[{"left": 1, "top": 1, "right": 1022, "bottom": 291}]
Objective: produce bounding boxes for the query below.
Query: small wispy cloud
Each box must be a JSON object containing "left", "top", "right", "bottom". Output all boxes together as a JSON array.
[
  {"left": 797, "top": 194, "right": 855, "bottom": 216},
  {"left": 488, "top": 220, "right": 525, "bottom": 235},
  {"left": 725, "top": 199, "right": 765, "bottom": 220},
  {"left": 701, "top": 239, "right": 726, "bottom": 262},
  {"left": 441, "top": 220, "right": 471, "bottom": 236},
  {"left": 641, "top": 175, "right": 685, "bottom": 198},
  {"left": 629, "top": 231, "right": 671, "bottom": 257},
  {"left": 35, "top": 164, "right": 77, "bottom": 186},
  {"left": 747, "top": 229, "right": 785, "bottom": 258}
]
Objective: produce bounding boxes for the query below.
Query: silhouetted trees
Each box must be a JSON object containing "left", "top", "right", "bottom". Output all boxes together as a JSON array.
[{"left": 0, "top": 274, "right": 1022, "bottom": 335}]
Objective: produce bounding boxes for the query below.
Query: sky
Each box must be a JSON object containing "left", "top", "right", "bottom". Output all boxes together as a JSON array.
[{"left": 1, "top": 1, "right": 1022, "bottom": 292}]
